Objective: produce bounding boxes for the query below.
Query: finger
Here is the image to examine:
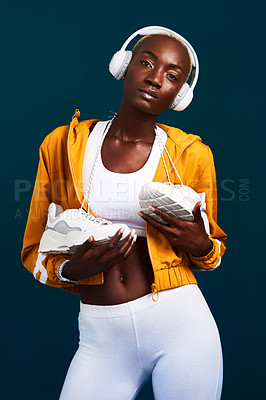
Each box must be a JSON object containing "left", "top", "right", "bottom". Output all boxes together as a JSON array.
[
  {"left": 123, "top": 233, "right": 137, "bottom": 258},
  {"left": 192, "top": 202, "right": 202, "bottom": 222},
  {"left": 71, "top": 235, "right": 97, "bottom": 259},
  {"left": 138, "top": 210, "right": 172, "bottom": 234},
  {"left": 81, "top": 235, "right": 95, "bottom": 248},
  {"left": 105, "top": 231, "right": 136, "bottom": 266},
  {"left": 118, "top": 230, "right": 136, "bottom": 253},
  {"left": 138, "top": 206, "right": 180, "bottom": 231},
  {"left": 148, "top": 206, "right": 184, "bottom": 226},
  {"left": 117, "top": 231, "right": 137, "bottom": 260},
  {"left": 83, "top": 235, "right": 111, "bottom": 257},
  {"left": 108, "top": 227, "right": 126, "bottom": 248}
]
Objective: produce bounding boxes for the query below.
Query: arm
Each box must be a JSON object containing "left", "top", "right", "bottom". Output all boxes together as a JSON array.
[
  {"left": 138, "top": 147, "right": 227, "bottom": 271},
  {"left": 188, "top": 146, "right": 227, "bottom": 270},
  {"left": 21, "top": 136, "right": 136, "bottom": 289},
  {"left": 21, "top": 137, "right": 74, "bottom": 288}
]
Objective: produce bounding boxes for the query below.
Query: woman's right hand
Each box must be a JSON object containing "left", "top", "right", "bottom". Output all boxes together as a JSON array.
[{"left": 62, "top": 228, "right": 137, "bottom": 282}]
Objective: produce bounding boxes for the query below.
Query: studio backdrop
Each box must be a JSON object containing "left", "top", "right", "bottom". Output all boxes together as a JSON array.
[{"left": 1, "top": 0, "right": 264, "bottom": 399}]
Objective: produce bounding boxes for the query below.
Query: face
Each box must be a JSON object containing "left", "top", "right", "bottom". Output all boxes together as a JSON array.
[{"left": 122, "top": 36, "right": 191, "bottom": 115}]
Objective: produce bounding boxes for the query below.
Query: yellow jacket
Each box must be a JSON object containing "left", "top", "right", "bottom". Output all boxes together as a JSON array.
[{"left": 21, "top": 111, "right": 227, "bottom": 295}]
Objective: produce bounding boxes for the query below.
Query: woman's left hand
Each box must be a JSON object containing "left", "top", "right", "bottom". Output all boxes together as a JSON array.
[{"left": 138, "top": 202, "right": 212, "bottom": 257}]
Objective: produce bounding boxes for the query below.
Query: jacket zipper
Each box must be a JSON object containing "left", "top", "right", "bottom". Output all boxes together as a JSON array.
[{"left": 149, "top": 136, "right": 199, "bottom": 296}]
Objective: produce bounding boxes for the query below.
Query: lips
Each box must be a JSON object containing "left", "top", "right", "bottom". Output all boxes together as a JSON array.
[{"left": 138, "top": 88, "right": 158, "bottom": 101}]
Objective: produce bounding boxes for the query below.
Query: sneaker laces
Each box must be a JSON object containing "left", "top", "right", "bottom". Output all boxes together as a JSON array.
[
  {"left": 81, "top": 118, "right": 114, "bottom": 213},
  {"left": 154, "top": 127, "right": 190, "bottom": 205},
  {"left": 77, "top": 208, "right": 112, "bottom": 225},
  {"left": 155, "top": 127, "right": 183, "bottom": 186}
]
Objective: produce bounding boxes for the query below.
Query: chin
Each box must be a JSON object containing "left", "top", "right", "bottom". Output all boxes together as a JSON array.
[{"left": 132, "top": 98, "right": 167, "bottom": 115}]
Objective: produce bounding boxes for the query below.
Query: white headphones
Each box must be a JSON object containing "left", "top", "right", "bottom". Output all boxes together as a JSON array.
[{"left": 109, "top": 26, "right": 199, "bottom": 111}]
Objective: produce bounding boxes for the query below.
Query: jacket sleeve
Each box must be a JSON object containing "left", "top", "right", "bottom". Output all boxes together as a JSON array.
[
  {"left": 21, "top": 137, "right": 74, "bottom": 289},
  {"left": 189, "top": 146, "right": 227, "bottom": 270}
]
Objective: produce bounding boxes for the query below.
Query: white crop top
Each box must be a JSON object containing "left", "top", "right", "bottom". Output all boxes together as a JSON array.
[{"left": 82, "top": 121, "right": 167, "bottom": 237}]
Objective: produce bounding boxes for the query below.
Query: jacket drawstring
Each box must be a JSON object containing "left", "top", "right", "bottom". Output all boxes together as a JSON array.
[
  {"left": 151, "top": 283, "right": 159, "bottom": 302},
  {"left": 72, "top": 109, "right": 80, "bottom": 120}
]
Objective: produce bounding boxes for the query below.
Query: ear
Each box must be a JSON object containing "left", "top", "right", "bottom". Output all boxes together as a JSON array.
[
  {"left": 169, "top": 83, "right": 193, "bottom": 111},
  {"left": 109, "top": 50, "right": 133, "bottom": 80}
]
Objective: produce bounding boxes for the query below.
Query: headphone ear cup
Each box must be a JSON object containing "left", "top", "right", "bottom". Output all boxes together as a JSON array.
[
  {"left": 169, "top": 83, "right": 194, "bottom": 111},
  {"left": 109, "top": 50, "right": 132, "bottom": 80}
]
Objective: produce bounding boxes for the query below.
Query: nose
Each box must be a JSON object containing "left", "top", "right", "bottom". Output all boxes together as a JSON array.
[{"left": 145, "top": 68, "right": 162, "bottom": 89}]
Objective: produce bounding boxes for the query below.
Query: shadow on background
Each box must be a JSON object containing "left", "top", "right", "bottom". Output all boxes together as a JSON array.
[{"left": 1, "top": 0, "right": 265, "bottom": 399}]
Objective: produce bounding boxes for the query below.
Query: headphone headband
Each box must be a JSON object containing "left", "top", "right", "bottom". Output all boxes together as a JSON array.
[{"left": 109, "top": 26, "right": 199, "bottom": 111}]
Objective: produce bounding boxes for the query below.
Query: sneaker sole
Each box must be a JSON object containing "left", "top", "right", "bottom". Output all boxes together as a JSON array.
[
  {"left": 39, "top": 224, "right": 131, "bottom": 254},
  {"left": 139, "top": 187, "right": 195, "bottom": 224}
]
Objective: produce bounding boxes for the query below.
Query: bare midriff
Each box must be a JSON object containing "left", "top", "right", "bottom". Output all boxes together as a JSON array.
[
  {"left": 80, "top": 237, "right": 154, "bottom": 305},
  {"left": 79, "top": 125, "right": 156, "bottom": 305}
]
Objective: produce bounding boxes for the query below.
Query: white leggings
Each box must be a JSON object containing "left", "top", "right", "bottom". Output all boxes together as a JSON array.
[{"left": 59, "top": 284, "right": 223, "bottom": 400}]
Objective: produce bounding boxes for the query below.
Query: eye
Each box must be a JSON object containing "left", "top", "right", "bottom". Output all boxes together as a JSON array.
[
  {"left": 166, "top": 73, "right": 178, "bottom": 81},
  {"left": 140, "top": 60, "right": 152, "bottom": 68}
]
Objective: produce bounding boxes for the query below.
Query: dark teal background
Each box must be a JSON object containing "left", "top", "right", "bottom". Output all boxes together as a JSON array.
[{"left": 1, "top": 0, "right": 265, "bottom": 399}]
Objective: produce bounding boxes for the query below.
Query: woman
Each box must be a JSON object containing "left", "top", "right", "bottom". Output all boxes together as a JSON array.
[{"left": 22, "top": 26, "right": 227, "bottom": 399}]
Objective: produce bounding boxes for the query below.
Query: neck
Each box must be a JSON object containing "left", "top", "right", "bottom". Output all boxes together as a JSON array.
[{"left": 108, "top": 98, "right": 159, "bottom": 143}]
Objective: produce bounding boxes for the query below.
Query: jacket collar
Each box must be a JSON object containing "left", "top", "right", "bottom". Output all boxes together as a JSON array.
[
  {"left": 154, "top": 123, "right": 202, "bottom": 183},
  {"left": 157, "top": 122, "right": 201, "bottom": 148},
  {"left": 67, "top": 116, "right": 100, "bottom": 210},
  {"left": 67, "top": 115, "right": 202, "bottom": 207}
]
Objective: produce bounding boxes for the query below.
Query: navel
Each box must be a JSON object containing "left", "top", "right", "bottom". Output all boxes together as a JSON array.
[{"left": 119, "top": 275, "right": 125, "bottom": 284}]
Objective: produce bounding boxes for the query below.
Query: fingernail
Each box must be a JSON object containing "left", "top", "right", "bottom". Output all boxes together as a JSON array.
[
  {"left": 120, "top": 227, "right": 125, "bottom": 234},
  {"left": 88, "top": 236, "right": 94, "bottom": 242},
  {"left": 137, "top": 211, "right": 143, "bottom": 217},
  {"left": 133, "top": 234, "right": 137, "bottom": 242},
  {"left": 131, "top": 229, "right": 136, "bottom": 237},
  {"left": 149, "top": 206, "right": 156, "bottom": 212}
]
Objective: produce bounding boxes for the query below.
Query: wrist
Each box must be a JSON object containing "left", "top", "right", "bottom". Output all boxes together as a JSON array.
[
  {"left": 57, "top": 260, "right": 78, "bottom": 284},
  {"left": 190, "top": 237, "right": 213, "bottom": 258}
]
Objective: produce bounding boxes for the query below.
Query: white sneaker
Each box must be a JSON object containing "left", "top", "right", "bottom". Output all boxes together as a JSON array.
[
  {"left": 39, "top": 203, "right": 131, "bottom": 254},
  {"left": 139, "top": 182, "right": 203, "bottom": 224}
]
